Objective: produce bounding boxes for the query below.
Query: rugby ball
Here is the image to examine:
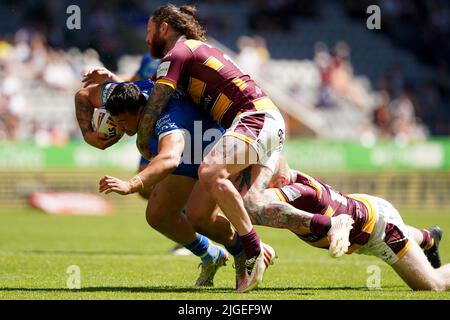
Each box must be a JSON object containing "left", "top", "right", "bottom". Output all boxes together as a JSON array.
[{"left": 91, "top": 108, "right": 123, "bottom": 139}]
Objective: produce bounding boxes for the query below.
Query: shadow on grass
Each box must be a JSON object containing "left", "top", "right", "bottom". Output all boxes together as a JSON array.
[
  {"left": 0, "top": 285, "right": 404, "bottom": 294},
  {"left": 15, "top": 250, "right": 157, "bottom": 257}
]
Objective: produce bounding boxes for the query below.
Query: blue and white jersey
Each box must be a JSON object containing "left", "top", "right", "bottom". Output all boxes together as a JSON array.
[
  {"left": 102, "top": 80, "right": 224, "bottom": 179},
  {"left": 136, "top": 54, "right": 159, "bottom": 80}
]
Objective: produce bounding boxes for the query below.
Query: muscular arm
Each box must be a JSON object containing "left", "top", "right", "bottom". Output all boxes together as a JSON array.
[
  {"left": 74, "top": 86, "right": 120, "bottom": 149},
  {"left": 136, "top": 83, "right": 174, "bottom": 159},
  {"left": 99, "top": 131, "right": 185, "bottom": 195},
  {"left": 255, "top": 197, "right": 312, "bottom": 232},
  {"left": 134, "top": 132, "right": 184, "bottom": 189},
  {"left": 234, "top": 169, "right": 313, "bottom": 232}
]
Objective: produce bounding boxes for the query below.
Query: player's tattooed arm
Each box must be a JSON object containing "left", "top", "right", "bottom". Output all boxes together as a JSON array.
[
  {"left": 74, "top": 87, "right": 120, "bottom": 150},
  {"left": 74, "top": 88, "right": 94, "bottom": 137},
  {"left": 240, "top": 168, "right": 312, "bottom": 231},
  {"left": 257, "top": 201, "right": 312, "bottom": 231},
  {"left": 136, "top": 83, "right": 174, "bottom": 159}
]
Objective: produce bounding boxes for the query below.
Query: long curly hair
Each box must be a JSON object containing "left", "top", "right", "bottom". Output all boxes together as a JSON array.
[{"left": 151, "top": 3, "right": 206, "bottom": 41}]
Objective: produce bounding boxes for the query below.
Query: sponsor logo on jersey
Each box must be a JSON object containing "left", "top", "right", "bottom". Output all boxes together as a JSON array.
[
  {"left": 280, "top": 185, "right": 302, "bottom": 202},
  {"left": 155, "top": 114, "right": 170, "bottom": 127},
  {"left": 160, "top": 123, "right": 178, "bottom": 132},
  {"left": 157, "top": 61, "right": 171, "bottom": 78},
  {"left": 278, "top": 129, "right": 285, "bottom": 145},
  {"left": 156, "top": 114, "right": 179, "bottom": 135}
]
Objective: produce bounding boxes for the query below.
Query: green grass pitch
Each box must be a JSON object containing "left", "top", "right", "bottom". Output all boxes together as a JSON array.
[{"left": 0, "top": 207, "right": 449, "bottom": 300}]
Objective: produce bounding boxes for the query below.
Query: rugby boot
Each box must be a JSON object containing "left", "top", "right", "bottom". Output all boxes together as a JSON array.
[
  {"left": 237, "top": 242, "right": 277, "bottom": 293},
  {"left": 328, "top": 214, "right": 354, "bottom": 258},
  {"left": 195, "top": 249, "right": 229, "bottom": 287},
  {"left": 424, "top": 225, "right": 443, "bottom": 269}
]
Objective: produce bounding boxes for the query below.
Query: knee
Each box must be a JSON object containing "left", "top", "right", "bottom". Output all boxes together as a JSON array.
[
  {"left": 411, "top": 277, "right": 446, "bottom": 292},
  {"left": 146, "top": 207, "right": 166, "bottom": 231},
  {"left": 138, "top": 189, "right": 151, "bottom": 200},
  {"left": 426, "top": 280, "right": 446, "bottom": 292},
  {"left": 138, "top": 183, "right": 154, "bottom": 200},
  {"left": 186, "top": 208, "right": 210, "bottom": 233}
]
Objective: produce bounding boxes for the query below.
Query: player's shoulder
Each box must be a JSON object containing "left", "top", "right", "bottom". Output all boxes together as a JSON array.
[
  {"left": 163, "top": 38, "right": 205, "bottom": 60},
  {"left": 133, "top": 79, "right": 155, "bottom": 96},
  {"left": 181, "top": 38, "right": 205, "bottom": 53},
  {"left": 100, "top": 82, "right": 120, "bottom": 107}
]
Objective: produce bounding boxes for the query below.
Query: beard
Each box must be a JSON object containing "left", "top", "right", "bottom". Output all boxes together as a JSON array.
[{"left": 150, "top": 32, "right": 166, "bottom": 59}]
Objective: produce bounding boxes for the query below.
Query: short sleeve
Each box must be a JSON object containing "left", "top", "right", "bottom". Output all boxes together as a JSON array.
[
  {"left": 100, "top": 82, "right": 118, "bottom": 107},
  {"left": 137, "top": 54, "right": 160, "bottom": 80},
  {"left": 154, "top": 109, "right": 183, "bottom": 139}
]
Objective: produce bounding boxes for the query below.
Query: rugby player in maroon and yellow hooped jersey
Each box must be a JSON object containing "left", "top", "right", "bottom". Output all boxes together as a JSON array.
[
  {"left": 234, "top": 158, "right": 448, "bottom": 291},
  {"left": 129, "top": 3, "right": 354, "bottom": 293}
]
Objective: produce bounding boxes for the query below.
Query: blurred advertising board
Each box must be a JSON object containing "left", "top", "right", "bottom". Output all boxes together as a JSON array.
[
  {"left": 0, "top": 138, "right": 449, "bottom": 172},
  {"left": 0, "top": 139, "right": 140, "bottom": 171},
  {"left": 282, "top": 139, "right": 449, "bottom": 172}
]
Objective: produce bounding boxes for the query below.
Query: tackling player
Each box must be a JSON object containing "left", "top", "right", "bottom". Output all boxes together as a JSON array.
[
  {"left": 132, "top": 3, "right": 350, "bottom": 292},
  {"left": 236, "top": 158, "right": 448, "bottom": 291}
]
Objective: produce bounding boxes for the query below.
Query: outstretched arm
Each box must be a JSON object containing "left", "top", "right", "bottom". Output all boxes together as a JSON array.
[
  {"left": 74, "top": 86, "right": 121, "bottom": 149},
  {"left": 99, "top": 131, "right": 185, "bottom": 195},
  {"left": 136, "top": 83, "right": 175, "bottom": 159}
]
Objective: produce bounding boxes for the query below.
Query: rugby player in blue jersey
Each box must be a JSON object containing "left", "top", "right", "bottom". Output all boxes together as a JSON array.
[
  {"left": 83, "top": 55, "right": 191, "bottom": 255},
  {"left": 75, "top": 79, "right": 243, "bottom": 286}
]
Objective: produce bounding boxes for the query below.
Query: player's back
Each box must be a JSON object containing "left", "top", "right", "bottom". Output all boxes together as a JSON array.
[
  {"left": 135, "top": 79, "right": 223, "bottom": 179},
  {"left": 135, "top": 79, "right": 222, "bottom": 136},
  {"left": 155, "top": 38, "right": 278, "bottom": 128}
]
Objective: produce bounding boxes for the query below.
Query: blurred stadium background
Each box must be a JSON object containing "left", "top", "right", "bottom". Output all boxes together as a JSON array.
[{"left": 0, "top": 0, "right": 449, "bottom": 212}]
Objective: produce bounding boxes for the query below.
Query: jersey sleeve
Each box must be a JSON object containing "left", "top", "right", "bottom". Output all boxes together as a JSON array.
[
  {"left": 154, "top": 106, "right": 188, "bottom": 140},
  {"left": 149, "top": 138, "right": 159, "bottom": 155},
  {"left": 155, "top": 44, "right": 193, "bottom": 90},
  {"left": 100, "top": 82, "right": 118, "bottom": 107},
  {"left": 137, "top": 54, "right": 159, "bottom": 80}
]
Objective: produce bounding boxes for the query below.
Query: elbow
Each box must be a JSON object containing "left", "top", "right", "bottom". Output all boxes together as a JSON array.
[
  {"left": 165, "top": 158, "right": 180, "bottom": 173},
  {"left": 75, "top": 88, "right": 88, "bottom": 104},
  {"left": 96, "top": 143, "right": 108, "bottom": 150},
  {"left": 163, "top": 154, "right": 181, "bottom": 174}
]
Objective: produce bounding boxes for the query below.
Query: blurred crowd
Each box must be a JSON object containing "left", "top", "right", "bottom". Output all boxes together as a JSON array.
[
  {"left": 343, "top": 0, "right": 450, "bottom": 137},
  {"left": 247, "top": 0, "right": 319, "bottom": 32},
  {"left": 311, "top": 40, "right": 432, "bottom": 144},
  {"left": 0, "top": 29, "right": 103, "bottom": 143},
  {"left": 345, "top": 0, "right": 449, "bottom": 70},
  {"left": 0, "top": 0, "right": 448, "bottom": 145}
]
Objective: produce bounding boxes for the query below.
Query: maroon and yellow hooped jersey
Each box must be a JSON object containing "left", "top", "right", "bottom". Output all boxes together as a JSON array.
[
  {"left": 153, "top": 37, "right": 278, "bottom": 128},
  {"left": 275, "top": 171, "right": 376, "bottom": 251}
]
